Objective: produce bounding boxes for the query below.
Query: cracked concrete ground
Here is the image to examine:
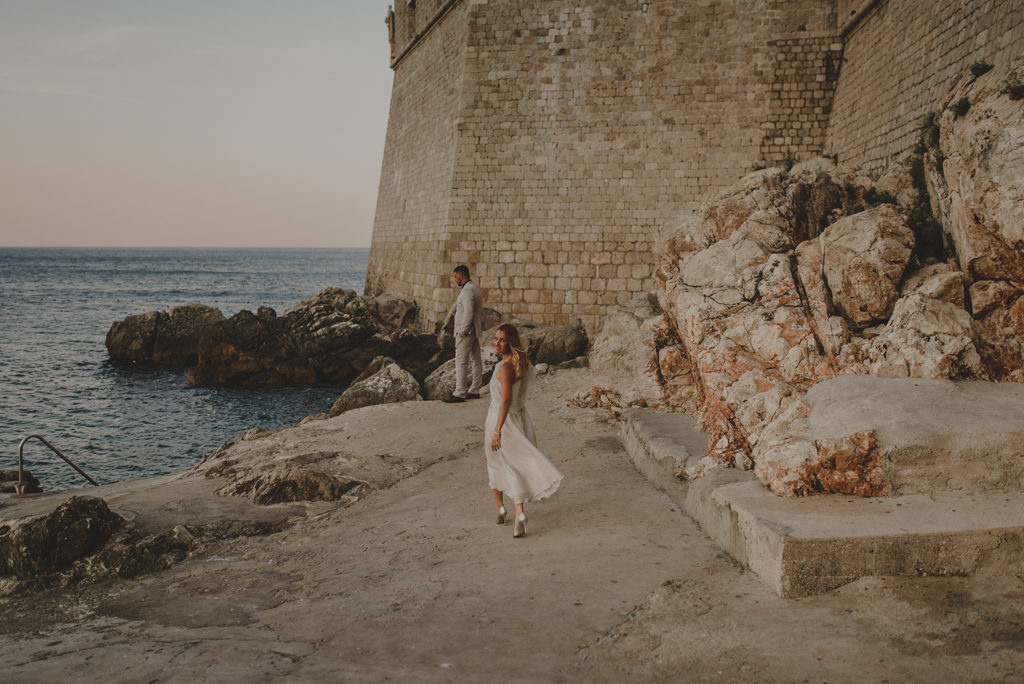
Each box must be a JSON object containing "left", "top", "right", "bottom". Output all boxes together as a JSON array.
[{"left": 1, "top": 368, "right": 1022, "bottom": 682}]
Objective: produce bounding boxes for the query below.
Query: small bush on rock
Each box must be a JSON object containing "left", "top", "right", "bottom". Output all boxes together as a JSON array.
[
  {"left": 947, "top": 96, "right": 971, "bottom": 118},
  {"left": 1003, "top": 71, "right": 1024, "bottom": 101},
  {"left": 863, "top": 188, "right": 898, "bottom": 207},
  {"left": 969, "top": 61, "right": 993, "bottom": 77}
]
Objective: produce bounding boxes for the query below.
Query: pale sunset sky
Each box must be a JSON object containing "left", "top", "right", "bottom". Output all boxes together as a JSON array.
[{"left": 0, "top": 1, "right": 393, "bottom": 248}]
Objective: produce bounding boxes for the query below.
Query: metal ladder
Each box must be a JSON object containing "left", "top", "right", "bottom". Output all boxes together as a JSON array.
[{"left": 14, "top": 435, "right": 99, "bottom": 494}]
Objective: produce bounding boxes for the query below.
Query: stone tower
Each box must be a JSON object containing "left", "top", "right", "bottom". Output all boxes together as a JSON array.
[
  {"left": 366, "top": 0, "right": 1022, "bottom": 333},
  {"left": 367, "top": 0, "right": 840, "bottom": 332}
]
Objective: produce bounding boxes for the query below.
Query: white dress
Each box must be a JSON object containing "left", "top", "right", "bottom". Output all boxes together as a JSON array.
[{"left": 484, "top": 360, "right": 563, "bottom": 504}]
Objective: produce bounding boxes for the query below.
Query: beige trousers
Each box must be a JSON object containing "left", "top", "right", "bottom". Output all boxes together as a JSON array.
[{"left": 454, "top": 333, "right": 483, "bottom": 397}]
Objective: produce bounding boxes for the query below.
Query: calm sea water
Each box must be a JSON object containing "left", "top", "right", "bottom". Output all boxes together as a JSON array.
[{"left": 0, "top": 247, "right": 369, "bottom": 491}]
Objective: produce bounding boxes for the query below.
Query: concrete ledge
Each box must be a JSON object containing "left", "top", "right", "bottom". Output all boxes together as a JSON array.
[
  {"left": 690, "top": 476, "right": 1024, "bottom": 596},
  {"left": 620, "top": 408, "right": 1024, "bottom": 597},
  {"left": 619, "top": 407, "right": 705, "bottom": 495}
]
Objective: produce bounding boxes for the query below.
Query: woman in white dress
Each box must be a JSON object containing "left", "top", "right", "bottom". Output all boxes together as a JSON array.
[{"left": 485, "top": 324, "right": 563, "bottom": 538}]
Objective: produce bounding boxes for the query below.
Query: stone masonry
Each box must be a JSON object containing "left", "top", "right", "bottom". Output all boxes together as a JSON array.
[
  {"left": 367, "top": 0, "right": 1023, "bottom": 333},
  {"left": 827, "top": 0, "right": 1024, "bottom": 175},
  {"left": 368, "top": 0, "right": 837, "bottom": 333}
]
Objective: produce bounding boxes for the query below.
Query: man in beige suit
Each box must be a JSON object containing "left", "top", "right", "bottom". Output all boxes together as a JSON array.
[{"left": 443, "top": 265, "right": 484, "bottom": 403}]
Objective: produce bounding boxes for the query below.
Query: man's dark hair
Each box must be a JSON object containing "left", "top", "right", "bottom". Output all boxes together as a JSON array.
[{"left": 453, "top": 265, "right": 470, "bottom": 279}]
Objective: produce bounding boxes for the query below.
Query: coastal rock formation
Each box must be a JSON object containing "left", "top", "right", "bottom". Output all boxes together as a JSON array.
[
  {"left": 0, "top": 492, "right": 286, "bottom": 596},
  {"left": 0, "top": 496, "right": 123, "bottom": 580},
  {"left": 519, "top": 322, "right": 589, "bottom": 366},
  {"left": 218, "top": 469, "right": 370, "bottom": 506},
  {"left": 592, "top": 143, "right": 1024, "bottom": 496},
  {"left": 0, "top": 470, "right": 41, "bottom": 495},
  {"left": 107, "top": 289, "right": 442, "bottom": 387},
  {"left": 329, "top": 357, "right": 422, "bottom": 416},
  {"left": 188, "top": 289, "right": 442, "bottom": 387},
  {"left": 106, "top": 304, "right": 225, "bottom": 365}
]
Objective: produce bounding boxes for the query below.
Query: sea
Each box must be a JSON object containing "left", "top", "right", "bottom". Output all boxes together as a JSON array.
[{"left": 0, "top": 247, "right": 369, "bottom": 491}]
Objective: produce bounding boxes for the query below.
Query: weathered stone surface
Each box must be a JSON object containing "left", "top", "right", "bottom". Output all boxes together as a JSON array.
[
  {"left": 105, "top": 310, "right": 163, "bottom": 362},
  {"left": 422, "top": 350, "right": 500, "bottom": 401},
  {"left": 106, "top": 305, "right": 226, "bottom": 365},
  {"left": 588, "top": 294, "right": 699, "bottom": 411},
  {"left": 186, "top": 289, "right": 440, "bottom": 387},
  {"left": 108, "top": 290, "right": 441, "bottom": 388},
  {"left": 329, "top": 359, "right": 422, "bottom": 416},
  {"left": 937, "top": 61, "right": 1024, "bottom": 285},
  {"left": 152, "top": 305, "right": 227, "bottom": 365},
  {"left": 189, "top": 308, "right": 315, "bottom": 386},
  {"left": 0, "top": 499, "right": 285, "bottom": 596},
  {"left": 515, "top": 323, "right": 589, "bottom": 366},
  {"left": 589, "top": 304, "right": 664, "bottom": 407},
  {"left": 219, "top": 470, "right": 369, "bottom": 506},
  {"left": 0, "top": 496, "right": 124, "bottom": 580},
  {"left": 363, "top": 294, "right": 418, "bottom": 331},
  {"left": 931, "top": 60, "right": 1024, "bottom": 381},
  {"left": 640, "top": 156, "right": 1011, "bottom": 496},
  {"left": 819, "top": 205, "right": 915, "bottom": 327},
  {"left": 840, "top": 292, "right": 987, "bottom": 380},
  {"left": 0, "top": 470, "right": 41, "bottom": 495}
]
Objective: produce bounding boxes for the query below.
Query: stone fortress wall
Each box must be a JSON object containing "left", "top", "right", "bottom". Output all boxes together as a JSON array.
[
  {"left": 366, "top": 0, "right": 1024, "bottom": 333},
  {"left": 826, "top": 0, "right": 1024, "bottom": 175}
]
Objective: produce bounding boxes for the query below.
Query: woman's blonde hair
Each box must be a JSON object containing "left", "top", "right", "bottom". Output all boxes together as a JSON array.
[{"left": 497, "top": 323, "right": 528, "bottom": 379}]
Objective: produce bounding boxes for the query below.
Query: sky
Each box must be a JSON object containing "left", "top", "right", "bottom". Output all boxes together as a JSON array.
[{"left": 0, "top": 1, "right": 394, "bottom": 248}]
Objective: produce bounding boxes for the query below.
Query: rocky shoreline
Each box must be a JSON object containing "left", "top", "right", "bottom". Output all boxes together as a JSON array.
[
  {"left": 2, "top": 366, "right": 1022, "bottom": 681},
  {"left": 106, "top": 287, "right": 587, "bottom": 410}
]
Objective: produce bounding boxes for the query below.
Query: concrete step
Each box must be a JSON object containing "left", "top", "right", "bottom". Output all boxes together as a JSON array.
[{"left": 620, "top": 407, "right": 1024, "bottom": 597}]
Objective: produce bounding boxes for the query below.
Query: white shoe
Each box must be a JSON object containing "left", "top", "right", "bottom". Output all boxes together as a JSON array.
[
  {"left": 513, "top": 513, "right": 527, "bottom": 538},
  {"left": 496, "top": 506, "right": 507, "bottom": 525}
]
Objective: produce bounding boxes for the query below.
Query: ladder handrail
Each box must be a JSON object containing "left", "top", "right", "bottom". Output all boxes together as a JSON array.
[{"left": 17, "top": 435, "right": 99, "bottom": 493}]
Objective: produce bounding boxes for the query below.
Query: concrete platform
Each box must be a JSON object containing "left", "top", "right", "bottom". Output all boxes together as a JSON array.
[{"left": 620, "top": 407, "right": 1024, "bottom": 597}]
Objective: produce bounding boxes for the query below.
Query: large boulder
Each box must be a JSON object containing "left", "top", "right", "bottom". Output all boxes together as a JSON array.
[
  {"left": 153, "top": 304, "right": 227, "bottom": 365},
  {"left": 363, "top": 294, "right": 419, "bottom": 331},
  {"left": 105, "top": 310, "right": 163, "bottom": 362},
  {"left": 106, "top": 305, "right": 225, "bottom": 365},
  {"left": 640, "top": 155, "right": 1002, "bottom": 496},
  {"left": 188, "top": 308, "right": 318, "bottom": 386},
  {"left": 509, "top": 322, "right": 589, "bottom": 365},
  {"left": 588, "top": 294, "right": 698, "bottom": 410},
  {"left": 329, "top": 359, "right": 422, "bottom": 416},
  {"left": 0, "top": 470, "right": 41, "bottom": 495},
  {"left": 422, "top": 350, "right": 500, "bottom": 401},
  {"left": 0, "top": 496, "right": 124, "bottom": 580},
  {"left": 819, "top": 205, "right": 915, "bottom": 327}
]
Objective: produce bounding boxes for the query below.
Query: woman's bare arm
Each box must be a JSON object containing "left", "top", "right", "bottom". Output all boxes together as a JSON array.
[{"left": 490, "top": 362, "right": 515, "bottom": 451}]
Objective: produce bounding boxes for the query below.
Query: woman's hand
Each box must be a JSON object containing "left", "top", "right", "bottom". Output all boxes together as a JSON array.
[{"left": 490, "top": 431, "right": 501, "bottom": 451}]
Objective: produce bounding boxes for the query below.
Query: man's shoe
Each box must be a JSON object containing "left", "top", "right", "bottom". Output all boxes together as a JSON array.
[
  {"left": 467, "top": 392, "right": 481, "bottom": 399},
  {"left": 442, "top": 394, "right": 466, "bottom": 403}
]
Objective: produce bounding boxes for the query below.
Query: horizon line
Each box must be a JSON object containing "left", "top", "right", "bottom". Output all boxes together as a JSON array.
[{"left": 0, "top": 244, "right": 372, "bottom": 250}]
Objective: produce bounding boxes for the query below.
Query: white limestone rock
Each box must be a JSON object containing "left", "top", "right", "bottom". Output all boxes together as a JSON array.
[
  {"left": 330, "top": 361, "right": 422, "bottom": 416},
  {"left": 820, "top": 205, "right": 915, "bottom": 328}
]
